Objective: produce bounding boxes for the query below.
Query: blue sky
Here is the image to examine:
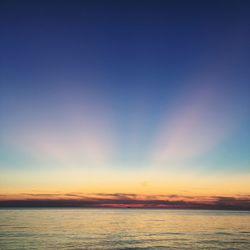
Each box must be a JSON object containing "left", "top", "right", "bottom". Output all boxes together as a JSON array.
[{"left": 0, "top": 1, "right": 250, "bottom": 197}]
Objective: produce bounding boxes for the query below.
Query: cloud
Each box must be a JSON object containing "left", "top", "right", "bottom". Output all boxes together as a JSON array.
[{"left": 1, "top": 193, "right": 250, "bottom": 210}]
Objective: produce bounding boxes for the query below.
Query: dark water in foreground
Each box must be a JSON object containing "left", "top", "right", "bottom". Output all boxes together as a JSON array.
[{"left": 0, "top": 209, "right": 250, "bottom": 250}]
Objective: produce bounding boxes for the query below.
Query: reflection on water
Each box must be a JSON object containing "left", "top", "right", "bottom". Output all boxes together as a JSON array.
[{"left": 0, "top": 209, "right": 250, "bottom": 249}]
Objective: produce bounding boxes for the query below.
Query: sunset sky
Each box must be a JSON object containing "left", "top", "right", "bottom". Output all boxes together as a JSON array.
[{"left": 0, "top": 1, "right": 250, "bottom": 208}]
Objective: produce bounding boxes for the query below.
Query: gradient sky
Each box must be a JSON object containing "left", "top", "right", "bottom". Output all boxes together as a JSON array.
[{"left": 0, "top": 0, "right": 250, "bottom": 207}]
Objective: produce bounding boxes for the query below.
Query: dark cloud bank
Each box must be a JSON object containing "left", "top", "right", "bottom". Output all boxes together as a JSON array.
[{"left": 1, "top": 193, "right": 250, "bottom": 210}]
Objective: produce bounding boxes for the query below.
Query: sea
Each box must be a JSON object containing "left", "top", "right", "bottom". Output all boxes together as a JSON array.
[{"left": 0, "top": 209, "right": 250, "bottom": 249}]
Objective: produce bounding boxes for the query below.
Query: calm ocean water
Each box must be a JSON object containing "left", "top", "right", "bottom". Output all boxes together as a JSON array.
[{"left": 0, "top": 209, "right": 250, "bottom": 250}]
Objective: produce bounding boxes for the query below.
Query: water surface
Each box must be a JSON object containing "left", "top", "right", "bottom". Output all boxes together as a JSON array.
[{"left": 0, "top": 209, "right": 250, "bottom": 249}]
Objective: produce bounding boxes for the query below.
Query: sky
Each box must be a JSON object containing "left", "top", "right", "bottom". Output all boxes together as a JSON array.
[{"left": 0, "top": 0, "right": 250, "bottom": 208}]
